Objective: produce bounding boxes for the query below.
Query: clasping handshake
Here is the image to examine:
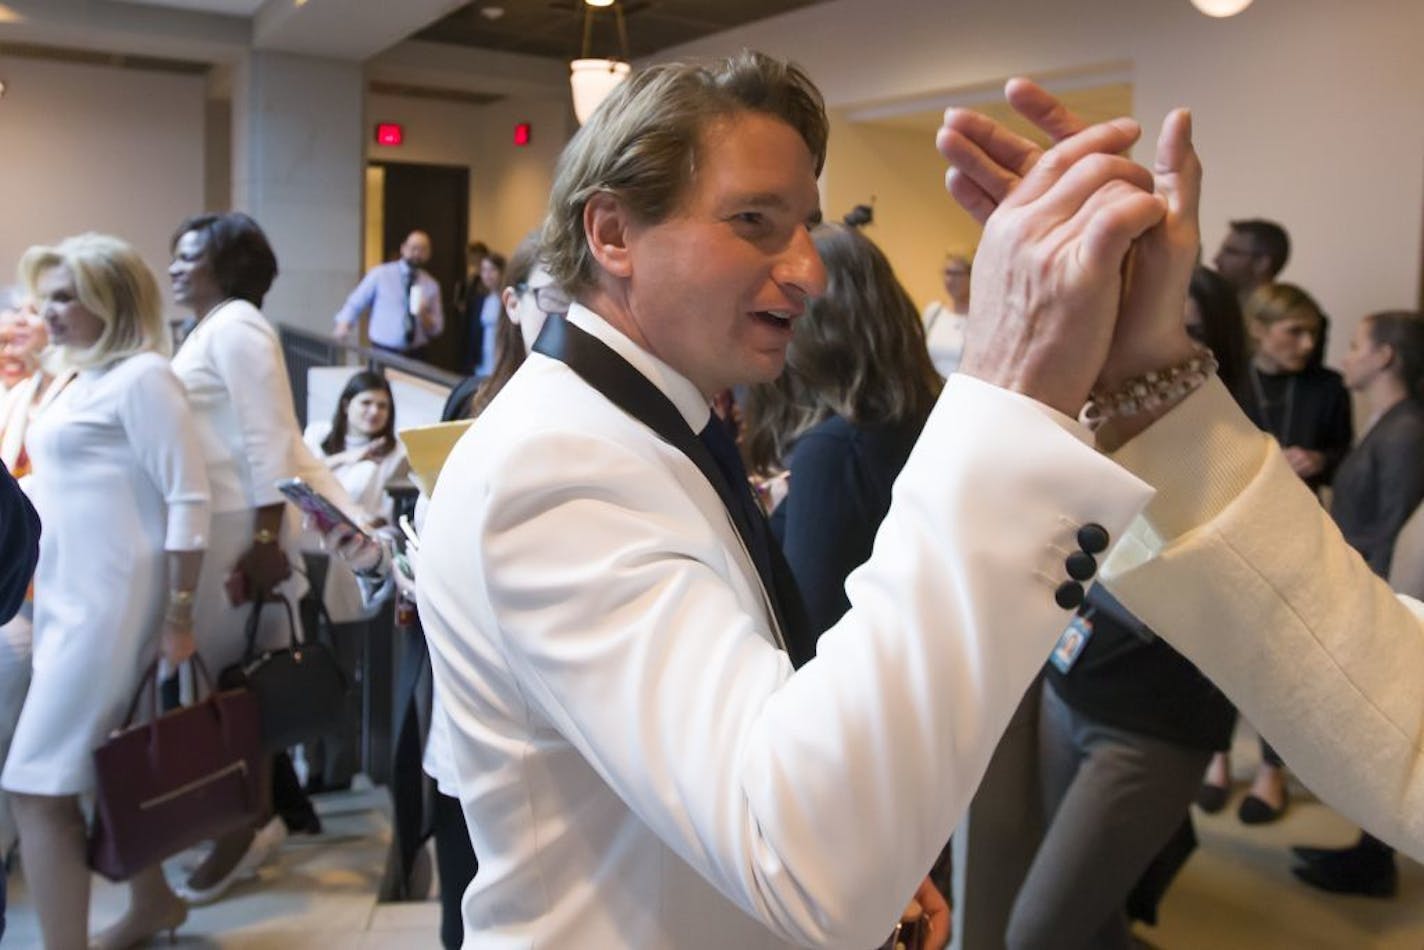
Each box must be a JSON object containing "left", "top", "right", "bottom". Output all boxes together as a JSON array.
[{"left": 941, "top": 79, "right": 1203, "bottom": 446}]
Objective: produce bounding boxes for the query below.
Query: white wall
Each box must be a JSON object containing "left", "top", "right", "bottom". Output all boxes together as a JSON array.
[
  {"left": 364, "top": 91, "right": 574, "bottom": 258},
  {"left": 0, "top": 56, "right": 205, "bottom": 314},
  {"left": 664, "top": 0, "right": 1424, "bottom": 366},
  {"left": 822, "top": 114, "right": 982, "bottom": 315}
]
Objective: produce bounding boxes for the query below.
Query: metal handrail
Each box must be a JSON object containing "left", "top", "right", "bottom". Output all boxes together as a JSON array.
[{"left": 276, "top": 323, "right": 465, "bottom": 428}]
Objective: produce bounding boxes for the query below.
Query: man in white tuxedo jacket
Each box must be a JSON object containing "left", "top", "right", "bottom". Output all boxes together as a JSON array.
[{"left": 417, "top": 51, "right": 1194, "bottom": 948}]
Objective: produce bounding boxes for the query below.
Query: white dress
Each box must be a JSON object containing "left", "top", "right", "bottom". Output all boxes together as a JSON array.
[
  {"left": 171, "top": 299, "right": 309, "bottom": 670},
  {"left": 2, "top": 352, "right": 210, "bottom": 795},
  {"left": 922, "top": 300, "right": 968, "bottom": 378}
]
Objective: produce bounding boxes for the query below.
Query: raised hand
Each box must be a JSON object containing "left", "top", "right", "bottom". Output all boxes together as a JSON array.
[
  {"left": 938, "top": 81, "right": 1202, "bottom": 402},
  {"left": 953, "top": 116, "right": 1166, "bottom": 416}
]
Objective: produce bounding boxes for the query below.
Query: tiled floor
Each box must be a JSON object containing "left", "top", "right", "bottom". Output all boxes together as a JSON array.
[
  {"left": 4, "top": 784, "right": 441, "bottom": 948},
  {"left": 5, "top": 762, "right": 1420, "bottom": 948}
]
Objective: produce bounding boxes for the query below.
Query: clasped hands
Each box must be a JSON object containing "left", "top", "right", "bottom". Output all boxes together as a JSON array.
[{"left": 942, "top": 79, "right": 1202, "bottom": 445}]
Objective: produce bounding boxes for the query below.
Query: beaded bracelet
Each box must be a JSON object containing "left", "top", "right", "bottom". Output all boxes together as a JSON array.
[{"left": 1082, "top": 346, "right": 1218, "bottom": 429}]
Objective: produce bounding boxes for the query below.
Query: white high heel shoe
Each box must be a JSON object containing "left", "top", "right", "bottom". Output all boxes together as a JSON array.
[{"left": 174, "top": 816, "right": 287, "bottom": 905}]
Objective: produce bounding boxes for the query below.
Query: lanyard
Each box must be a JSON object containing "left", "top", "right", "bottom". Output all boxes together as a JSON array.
[{"left": 1249, "top": 365, "right": 1296, "bottom": 445}]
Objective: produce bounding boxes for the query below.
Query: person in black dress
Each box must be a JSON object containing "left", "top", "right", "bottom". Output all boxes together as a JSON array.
[{"left": 1200, "top": 282, "right": 1352, "bottom": 824}]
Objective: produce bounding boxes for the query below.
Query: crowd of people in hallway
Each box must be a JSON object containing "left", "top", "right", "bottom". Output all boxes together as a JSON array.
[{"left": 2, "top": 48, "right": 1424, "bottom": 950}]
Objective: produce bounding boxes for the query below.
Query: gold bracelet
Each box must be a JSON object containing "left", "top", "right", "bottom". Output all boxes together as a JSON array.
[{"left": 254, "top": 528, "right": 278, "bottom": 545}]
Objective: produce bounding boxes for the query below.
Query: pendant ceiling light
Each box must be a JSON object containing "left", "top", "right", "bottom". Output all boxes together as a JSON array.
[
  {"left": 1189, "top": 0, "right": 1254, "bottom": 17},
  {"left": 570, "top": 0, "right": 631, "bottom": 125}
]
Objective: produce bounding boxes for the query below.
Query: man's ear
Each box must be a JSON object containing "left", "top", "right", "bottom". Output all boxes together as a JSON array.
[
  {"left": 584, "top": 192, "right": 634, "bottom": 280},
  {"left": 501, "top": 286, "right": 519, "bottom": 324}
]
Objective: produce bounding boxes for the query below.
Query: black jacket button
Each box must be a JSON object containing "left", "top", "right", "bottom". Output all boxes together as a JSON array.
[
  {"left": 1077, "top": 523, "right": 1110, "bottom": 555},
  {"left": 1065, "top": 551, "right": 1097, "bottom": 581},
  {"left": 1055, "top": 580, "right": 1085, "bottom": 610}
]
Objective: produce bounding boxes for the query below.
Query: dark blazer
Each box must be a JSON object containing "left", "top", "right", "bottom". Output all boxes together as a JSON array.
[
  {"left": 1239, "top": 365, "right": 1353, "bottom": 491},
  {"left": 1, "top": 465, "right": 39, "bottom": 624},
  {"left": 1330, "top": 398, "right": 1424, "bottom": 577}
]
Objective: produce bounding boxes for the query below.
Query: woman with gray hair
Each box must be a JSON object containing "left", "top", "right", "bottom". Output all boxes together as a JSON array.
[{"left": 2, "top": 233, "right": 210, "bottom": 948}]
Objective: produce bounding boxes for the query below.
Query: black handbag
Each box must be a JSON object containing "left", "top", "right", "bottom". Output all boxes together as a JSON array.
[
  {"left": 90, "top": 656, "right": 262, "bottom": 881},
  {"left": 219, "top": 592, "right": 348, "bottom": 752}
]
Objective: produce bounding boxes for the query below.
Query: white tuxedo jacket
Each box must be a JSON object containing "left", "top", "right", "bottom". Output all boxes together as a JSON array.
[{"left": 419, "top": 305, "right": 1153, "bottom": 948}]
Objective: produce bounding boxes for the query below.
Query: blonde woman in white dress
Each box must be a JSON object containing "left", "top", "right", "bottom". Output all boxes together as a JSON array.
[{"left": 2, "top": 233, "right": 210, "bottom": 949}]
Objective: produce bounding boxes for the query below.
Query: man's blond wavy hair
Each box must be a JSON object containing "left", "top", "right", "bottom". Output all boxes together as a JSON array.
[{"left": 541, "top": 50, "right": 828, "bottom": 297}]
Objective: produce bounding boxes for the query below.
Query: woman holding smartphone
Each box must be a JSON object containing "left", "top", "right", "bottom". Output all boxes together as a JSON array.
[{"left": 167, "top": 211, "right": 325, "bottom": 902}]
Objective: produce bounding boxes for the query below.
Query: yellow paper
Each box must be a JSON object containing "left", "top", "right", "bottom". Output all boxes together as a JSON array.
[{"left": 397, "top": 419, "right": 473, "bottom": 496}]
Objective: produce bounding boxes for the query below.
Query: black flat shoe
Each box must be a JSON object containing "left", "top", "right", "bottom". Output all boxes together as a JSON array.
[
  {"left": 1292, "top": 856, "right": 1397, "bottom": 898},
  {"left": 1195, "top": 781, "right": 1230, "bottom": 814},
  {"left": 1291, "top": 844, "right": 1337, "bottom": 864},
  {"left": 1237, "top": 790, "right": 1287, "bottom": 825}
]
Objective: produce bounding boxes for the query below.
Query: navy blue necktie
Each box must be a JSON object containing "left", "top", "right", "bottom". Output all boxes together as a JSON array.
[
  {"left": 698, "top": 415, "right": 776, "bottom": 593},
  {"left": 533, "top": 315, "right": 815, "bottom": 667},
  {"left": 402, "top": 267, "right": 418, "bottom": 346}
]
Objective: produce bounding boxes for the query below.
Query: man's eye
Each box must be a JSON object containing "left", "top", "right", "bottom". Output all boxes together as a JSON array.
[{"left": 733, "top": 212, "right": 766, "bottom": 227}]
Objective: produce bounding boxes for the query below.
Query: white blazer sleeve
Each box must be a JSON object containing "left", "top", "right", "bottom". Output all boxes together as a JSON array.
[
  {"left": 1102, "top": 377, "right": 1424, "bottom": 863},
  {"left": 119, "top": 360, "right": 211, "bottom": 552},
  {"left": 209, "top": 313, "right": 300, "bottom": 508},
  {"left": 476, "top": 375, "right": 1153, "bottom": 947}
]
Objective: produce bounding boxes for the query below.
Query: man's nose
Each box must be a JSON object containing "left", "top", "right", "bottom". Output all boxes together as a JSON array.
[{"left": 777, "top": 226, "right": 827, "bottom": 302}]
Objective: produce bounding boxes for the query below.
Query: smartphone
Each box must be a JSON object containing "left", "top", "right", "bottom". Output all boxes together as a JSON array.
[{"left": 276, "top": 477, "right": 365, "bottom": 538}]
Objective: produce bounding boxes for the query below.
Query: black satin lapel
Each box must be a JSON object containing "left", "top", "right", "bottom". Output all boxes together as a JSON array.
[{"left": 532, "top": 314, "right": 813, "bottom": 668}]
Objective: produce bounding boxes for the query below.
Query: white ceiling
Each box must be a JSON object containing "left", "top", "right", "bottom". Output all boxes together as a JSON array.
[{"left": 106, "top": 0, "right": 264, "bottom": 15}]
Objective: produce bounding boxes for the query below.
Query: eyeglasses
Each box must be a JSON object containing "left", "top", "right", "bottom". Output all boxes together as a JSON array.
[{"left": 514, "top": 282, "right": 570, "bottom": 316}]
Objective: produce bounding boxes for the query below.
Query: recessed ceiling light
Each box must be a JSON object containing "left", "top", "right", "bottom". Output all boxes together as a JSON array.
[
  {"left": 585, "top": 0, "right": 615, "bottom": 7},
  {"left": 479, "top": 5, "right": 504, "bottom": 19}
]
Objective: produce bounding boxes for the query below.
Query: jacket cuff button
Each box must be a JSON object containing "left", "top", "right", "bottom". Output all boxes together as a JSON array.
[
  {"left": 1054, "top": 580, "right": 1085, "bottom": 610},
  {"left": 1076, "top": 523, "right": 1110, "bottom": 555},
  {"left": 1065, "top": 551, "right": 1097, "bottom": 581}
]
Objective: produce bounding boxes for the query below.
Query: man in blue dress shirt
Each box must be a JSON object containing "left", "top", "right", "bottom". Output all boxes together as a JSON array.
[{"left": 334, "top": 230, "right": 444, "bottom": 358}]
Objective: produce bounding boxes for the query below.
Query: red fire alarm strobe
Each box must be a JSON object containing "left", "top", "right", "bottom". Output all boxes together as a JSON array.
[
  {"left": 375, "top": 123, "right": 404, "bottom": 146},
  {"left": 514, "top": 122, "right": 532, "bottom": 147}
]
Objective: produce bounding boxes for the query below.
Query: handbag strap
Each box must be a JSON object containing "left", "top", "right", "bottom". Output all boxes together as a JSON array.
[
  {"left": 119, "top": 653, "right": 218, "bottom": 727},
  {"left": 243, "top": 590, "right": 300, "bottom": 660}
]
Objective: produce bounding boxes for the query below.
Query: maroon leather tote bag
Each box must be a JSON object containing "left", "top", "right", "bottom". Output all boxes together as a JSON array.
[{"left": 89, "top": 656, "right": 263, "bottom": 881}]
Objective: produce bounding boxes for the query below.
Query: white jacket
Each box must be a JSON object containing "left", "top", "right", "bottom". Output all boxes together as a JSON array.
[
  {"left": 418, "top": 305, "right": 1152, "bottom": 949},
  {"left": 1103, "top": 378, "right": 1424, "bottom": 866}
]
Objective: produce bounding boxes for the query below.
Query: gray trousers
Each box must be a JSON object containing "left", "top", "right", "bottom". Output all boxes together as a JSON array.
[
  {"left": 950, "top": 681, "right": 1043, "bottom": 950},
  {"left": 1005, "top": 683, "right": 1211, "bottom": 950}
]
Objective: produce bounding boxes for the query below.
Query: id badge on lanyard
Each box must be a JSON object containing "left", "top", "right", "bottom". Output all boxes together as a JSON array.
[{"left": 1050, "top": 611, "right": 1094, "bottom": 674}]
